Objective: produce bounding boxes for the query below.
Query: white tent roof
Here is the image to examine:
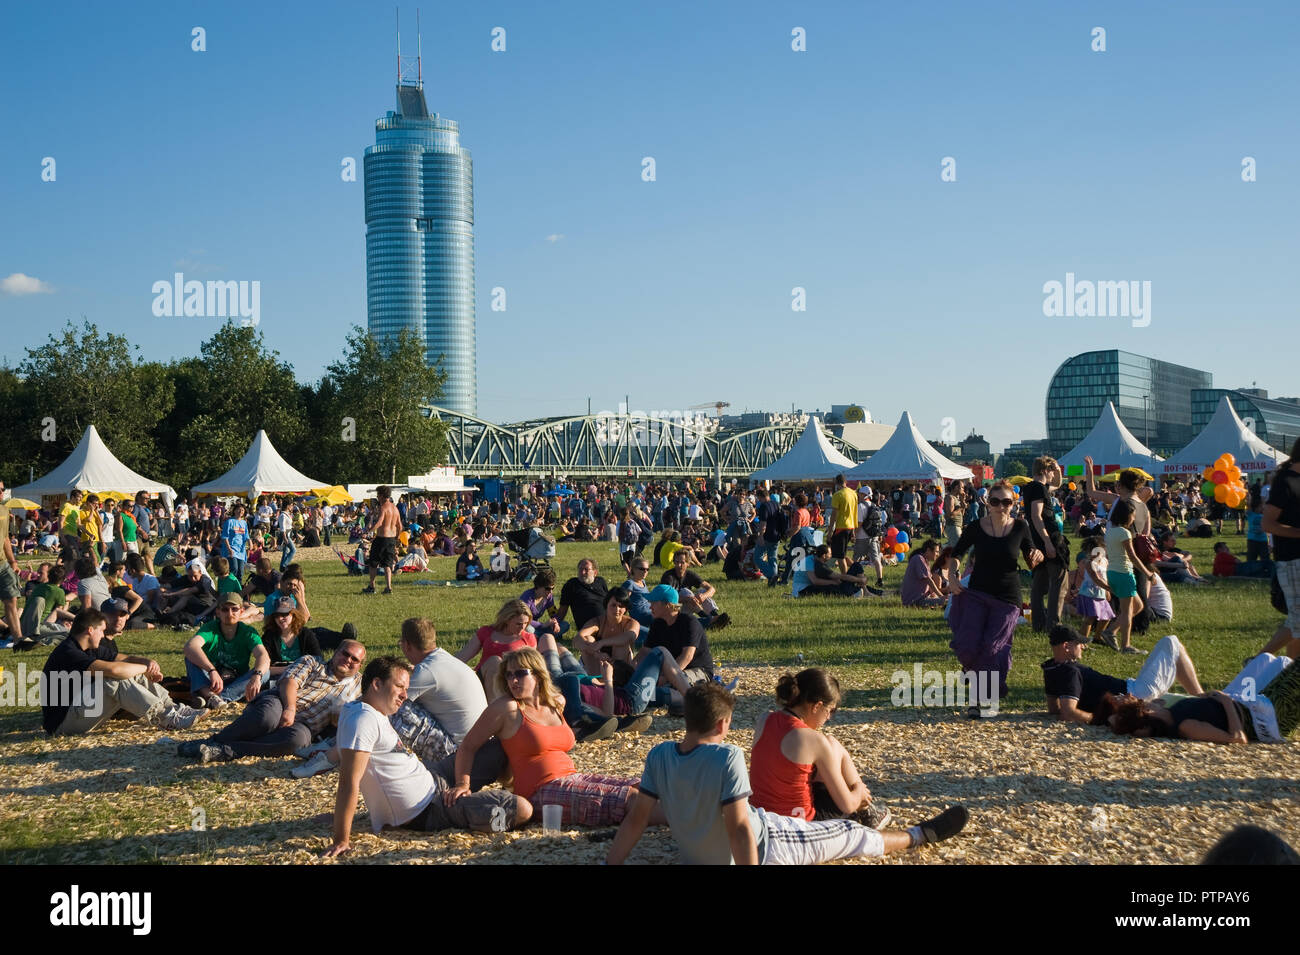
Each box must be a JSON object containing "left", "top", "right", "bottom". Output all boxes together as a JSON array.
[
  {"left": 11, "top": 425, "right": 176, "bottom": 503},
  {"left": 751, "top": 417, "right": 858, "bottom": 483},
  {"left": 846, "top": 411, "right": 973, "bottom": 483},
  {"left": 192, "top": 430, "right": 327, "bottom": 497},
  {"left": 1058, "top": 402, "right": 1164, "bottom": 475},
  {"left": 1159, "top": 396, "right": 1286, "bottom": 477}
]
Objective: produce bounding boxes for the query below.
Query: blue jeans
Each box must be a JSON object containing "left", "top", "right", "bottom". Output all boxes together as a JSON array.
[
  {"left": 279, "top": 539, "right": 296, "bottom": 571},
  {"left": 554, "top": 646, "right": 669, "bottom": 722},
  {"left": 186, "top": 660, "right": 258, "bottom": 701},
  {"left": 754, "top": 539, "right": 779, "bottom": 580},
  {"left": 228, "top": 556, "right": 246, "bottom": 581}
]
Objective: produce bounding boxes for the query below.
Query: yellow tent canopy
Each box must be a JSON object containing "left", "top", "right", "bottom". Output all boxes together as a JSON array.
[
  {"left": 309, "top": 486, "right": 353, "bottom": 506},
  {"left": 1007, "top": 475, "right": 1032, "bottom": 486}
]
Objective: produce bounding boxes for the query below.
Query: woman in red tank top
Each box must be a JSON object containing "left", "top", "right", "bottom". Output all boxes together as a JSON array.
[
  {"left": 749, "top": 669, "right": 891, "bottom": 828},
  {"left": 446, "top": 647, "right": 656, "bottom": 829},
  {"left": 454, "top": 599, "right": 538, "bottom": 699}
]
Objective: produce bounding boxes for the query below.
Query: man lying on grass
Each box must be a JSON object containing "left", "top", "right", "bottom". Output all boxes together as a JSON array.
[
  {"left": 1042, "top": 624, "right": 1204, "bottom": 726},
  {"left": 179, "top": 639, "right": 365, "bottom": 763},
  {"left": 606, "top": 682, "right": 969, "bottom": 865},
  {"left": 323, "top": 656, "right": 530, "bottom": 858}
]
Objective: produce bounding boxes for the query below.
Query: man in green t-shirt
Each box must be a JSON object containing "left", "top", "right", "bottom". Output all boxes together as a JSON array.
[
  {"left": 18, "top": 563, "right": 74, "bottom": 644},
  {"left": 183, "top": 593, "right": 271, "bottom": 709}
]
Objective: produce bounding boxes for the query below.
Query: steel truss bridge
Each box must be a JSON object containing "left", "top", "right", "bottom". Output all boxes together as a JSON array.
[{"left": 423, "top": 406, "right": 864, "bottom": 481}]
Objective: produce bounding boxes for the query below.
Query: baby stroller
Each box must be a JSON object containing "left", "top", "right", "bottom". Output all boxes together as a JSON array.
[{"left": 506, "top": 528, "right": 556, "bottom": 582}]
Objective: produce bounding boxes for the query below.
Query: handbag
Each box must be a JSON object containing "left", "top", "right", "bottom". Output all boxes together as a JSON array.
[{"left": 1133, "top": 534, "right": 1161, "bottom": 564}]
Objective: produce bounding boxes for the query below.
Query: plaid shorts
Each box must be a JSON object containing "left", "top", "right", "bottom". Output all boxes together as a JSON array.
[
  {"left": 531, "top": 772, "right": 637, "bottom": 828},
  {"left": 389, "top": 700, "right": 458, "bottom": 767}
]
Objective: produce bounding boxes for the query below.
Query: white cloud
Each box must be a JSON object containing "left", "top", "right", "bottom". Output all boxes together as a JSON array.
[
  {"left": 545, "top": 234, "right": 564, "bottom": 243},
  {"left": 0, "top": 273, "right": 53, "bottom": 295}
]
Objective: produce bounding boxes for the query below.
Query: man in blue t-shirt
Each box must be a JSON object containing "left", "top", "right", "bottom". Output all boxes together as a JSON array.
[{"left": 606, "top": 683, "right": 969, "bottom": 865}]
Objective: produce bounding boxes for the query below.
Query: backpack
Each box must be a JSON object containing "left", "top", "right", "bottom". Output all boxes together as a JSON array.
[
  {"left": 767, "top": 504, "right": 789, "bottom": 539},
  {"left": 862, "top": 505, "right": 885, "bottom": 538}
]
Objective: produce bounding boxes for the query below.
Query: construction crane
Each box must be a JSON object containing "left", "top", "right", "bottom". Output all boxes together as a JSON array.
[{"left": 687, "top": 401, "right": 731, "bottom": 417}]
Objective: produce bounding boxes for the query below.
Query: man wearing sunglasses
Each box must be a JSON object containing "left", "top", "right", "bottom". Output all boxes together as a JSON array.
[
  {"left": 183, "top": 592, "right": 271, "bottom": 708},
  {"left": 180, "top": 638, "right": 366, "bottom": 763}
]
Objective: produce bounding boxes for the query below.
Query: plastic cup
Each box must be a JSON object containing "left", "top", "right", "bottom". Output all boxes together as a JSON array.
[{"left": 542, "top": 804, "right": 563, "bottom": 833}]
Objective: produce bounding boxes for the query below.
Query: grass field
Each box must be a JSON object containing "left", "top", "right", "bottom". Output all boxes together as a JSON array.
[{"left": 1, "top": 534, "right": 1296, "bottom": 865}]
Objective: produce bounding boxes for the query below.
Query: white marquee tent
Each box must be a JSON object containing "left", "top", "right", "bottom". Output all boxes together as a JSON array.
[
  {"left": 11, "top": 425, "right": 176, "bottom": 505},
  {"left": 846, "top": 411, "right": 973, "bottom": 483},
  {"left": 1159, "top": 396, "right": 1286, "bottom": 478},
  {"left": 750, "top": 417, "right": 858, "bottom": 483},
  {"left": 1058, "top": 402, "right": 1164, "bottom": 477},
  {"left": 192, "top": 430, "right": 327, "bottom": 498}
]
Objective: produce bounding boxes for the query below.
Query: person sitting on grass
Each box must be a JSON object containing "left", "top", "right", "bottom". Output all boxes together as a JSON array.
[
  {"left": 750, "top": 668, "right": 891, "bottom": 829},
  {"left": 179, "top": 639, "right": 365, "bottom": 763},
  {"left": 661, "top": 548, "right": 731, "bottom": 631},
  {"left": 799, "top": 544, "right": 873, "bottom": 597},
  {"left": 455, "top": 540, "right": 485, "bottom": 581},
  {"left": 445, "top": 647, "right": 653, "bottom": 828},
  {"left": 900, "top": 539, "right": 947, "bottom": 608},
  {"left": 519, "top": 568, "right": 568, "bottom": 640},
  {"left": 1041, "top": 625, "right": 1204, "bottom": 726},
  {"left": 183, "top": 592, "right": 272, "bottom": 709},
  {"left": 16, "top": 563, "right": 74, "bottom": 647},
  {"left": 42, "top": 608, "right": 206, "bottom": 736},
  {"left": 455, "top": 599, "right": 539, "bottom": 699},
  {"left": 263, "top": 598, "right": 322, "bottom": 679},
  {"left": 605, "top": 682, "right": 970, "bottom": 865},
  {"left": 321, "top": 655, "right": 531, "bottom": 858},
  {"left": 554, "top": 646, "right": 692, "bottom": 739},
  {"left": 242, "top": 555, "right": 281, "bottom": 600},
  {"left": 156, "top": 559, "right": 218, "bottom": 626},
  {"left": 1102, "top": 648, "right": 1300, "bottom": 743},
  {"left": 575, "top": 588, "right": 640, "bottom": 672},
  {"left": 640, "top": 585, "right": 716, "bottom": 708}
]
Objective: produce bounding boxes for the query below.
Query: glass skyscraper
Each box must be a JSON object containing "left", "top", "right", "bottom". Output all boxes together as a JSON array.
[
  {"left": 1045, "top": 350, "right": 1212, "bottom": 456},
  {"left": 365, "top": 83, "right": 476, "bottom": 415}
]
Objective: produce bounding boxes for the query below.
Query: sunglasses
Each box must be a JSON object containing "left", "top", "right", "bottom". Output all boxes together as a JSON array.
[
  {"left": 988, "top": 498, "right": 1014, "bottom": 507},
  {"left": 338, "top": 650, "right": 364, "bottom": 664},
  {"left": 506, "top": 668, "right": 534, "bottom": 680},
  {"left": 219, "top": 605, "right": 242, "bottom": 612}
]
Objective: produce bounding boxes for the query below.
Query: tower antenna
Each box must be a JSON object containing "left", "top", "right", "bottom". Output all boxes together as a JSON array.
[
  {"left": 417, "top": 8, "right": 423, "bottom": 88},
  {"left": 396, "top": 7, "right": 401, "bottom": 85}
]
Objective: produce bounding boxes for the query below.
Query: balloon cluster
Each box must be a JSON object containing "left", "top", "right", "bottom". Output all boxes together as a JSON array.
[
  {"left": 885, "top": 526, "right": 910, "bottom": 555},
  {"left": 1201, "top": 453, "right": 1247, "bottom": 509}
]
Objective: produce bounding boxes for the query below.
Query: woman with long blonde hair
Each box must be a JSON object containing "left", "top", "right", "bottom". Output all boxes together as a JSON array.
[{"left": 446, "top": 647, "right": 659, "bottom": 828}]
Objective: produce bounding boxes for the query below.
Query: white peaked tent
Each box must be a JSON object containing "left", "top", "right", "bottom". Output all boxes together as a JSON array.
[
  {"left": 751, "top": 417, "right": 858, "bottom": 483},
  {"left": 1159, "top": 396, "right": 1286, "bottom": 478},
  {"left": 11, "top": 425, "right": 176, "bottom": 505},
  {"left": 846, "top": 411, "right": 973, "bottom": 483},
  {"left": 1058, "top": 402, "right": 1163, "bottom": 475},
  {"left": 192, "top": 430, "right": 327, "bottom": 498}
]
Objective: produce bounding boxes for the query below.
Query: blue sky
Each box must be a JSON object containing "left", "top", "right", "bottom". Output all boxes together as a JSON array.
[{"left": 2, "top": 0, "right": 1296, "bottom": 451}]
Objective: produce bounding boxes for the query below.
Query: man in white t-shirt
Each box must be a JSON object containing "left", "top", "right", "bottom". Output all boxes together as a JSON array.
[{"left": 323, "top": 656, "right": 529, "bottom": 858}]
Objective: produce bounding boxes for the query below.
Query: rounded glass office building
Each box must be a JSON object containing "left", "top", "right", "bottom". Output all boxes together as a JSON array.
[
  {"left": 1046, "top": 350, "right": 1212, "bottom": 456},
  {"left": 365, "top": 85, "right": 476, "bottom": 415}
]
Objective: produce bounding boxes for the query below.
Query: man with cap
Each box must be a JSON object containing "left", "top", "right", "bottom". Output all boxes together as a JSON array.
[
  {"left": 156, "top": 559, "right": 218, "bottom": 625},
  {"left": 855, "top": 486, "right": 886, "bottom": 591},
  {"left": 640, "top": 584, "right": 715, "bottom": 706},
  {"left": 180, "top": 638, "right": 366, "bottom": 763},
  {"left": 100, "top": 596, "right": 133, "bottom": 639},
  {"left": 42, "top": 607, "right": 205, "bottom": 735},
  {"left": 183, "top": 592, "right": 272, "bottom": 709},
  {"left": 1041, "top": 624, "right": 1205, "bottom": 726}
]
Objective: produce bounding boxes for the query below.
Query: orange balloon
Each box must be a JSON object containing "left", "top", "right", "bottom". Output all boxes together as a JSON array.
[
  {"left": 1214, "top": 484, "right": 1230, "bottom": 503},
  {"left": 1202, "top": 466, "right": 1215, "bottom": 481},
  {"left": 1220, "top": 453, "right": 1235, "bottom": 467}
]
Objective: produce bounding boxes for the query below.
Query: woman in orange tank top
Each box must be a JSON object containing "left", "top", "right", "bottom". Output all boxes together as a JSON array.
[
  {"left": 446, "top": 648, "right": 661, "bottom": 829},
  {"left": 750, "top": 669, "right": 891, "bottom": 829}
]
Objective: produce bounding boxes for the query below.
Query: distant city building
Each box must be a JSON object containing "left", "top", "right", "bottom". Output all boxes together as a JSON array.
[
  {"left": 365, "top": 74, "right": 477, "bottom": 414},
  {"left": 1192, "top": 388, "right": 1300, "bottom": 453},
  {"left": 1046, "top": 350, "right": 1212, "bottom": 455},
  {"left": 933, "top": 432, "right": 991, "bottom": 464}
]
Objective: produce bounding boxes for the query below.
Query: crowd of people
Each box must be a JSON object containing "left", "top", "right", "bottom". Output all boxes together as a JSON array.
[{"left": 1, "top": 433, "right": 1297, "bottom": 863}]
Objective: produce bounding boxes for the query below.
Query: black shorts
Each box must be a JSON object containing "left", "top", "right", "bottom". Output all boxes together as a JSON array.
[
  {"left": 368, "top": 536, "right": 398, "bottom": 569},
  {"left": 830, "top": 529, "right": 853, "bottom": 559}
]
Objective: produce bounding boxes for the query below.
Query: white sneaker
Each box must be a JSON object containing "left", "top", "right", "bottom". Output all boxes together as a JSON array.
[
  {"left": 157, "top": 704, "right": 207, "bottom": 731},
  {"left": 292, "top": 751, "right": 336, "bottom": 779},
  {"left": 295, "top": 737, "right": 334, "bottom": 759}
]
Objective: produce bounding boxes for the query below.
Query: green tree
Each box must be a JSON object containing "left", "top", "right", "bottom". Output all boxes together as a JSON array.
[
  {"left": 158, "top": 323, "right": 306, "bottom": 490},
  {"left": 323, "top": 327, "right": 449, "bottom": 483},
  {"left": 16, "top": 320, "right": 175, "bottom": 476},
  {"left": 1002, "top": 458, "right": 1029, "bottom": 478}
]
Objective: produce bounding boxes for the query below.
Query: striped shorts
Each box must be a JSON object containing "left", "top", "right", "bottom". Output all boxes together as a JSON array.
[
  {"left": 757, "top": 807, "right": 885, "bottom": 865},
  {"left": 530, "top": 773, "right": 637, "bottom": 828}
]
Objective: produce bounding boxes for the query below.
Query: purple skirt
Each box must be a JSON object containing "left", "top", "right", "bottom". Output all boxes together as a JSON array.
[
  {"left": 1074, "top": 594, "right": 1115, "bottom": 621},
  {"left": 947, "top": 587, "right": 1022, "bottom": 699}
]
